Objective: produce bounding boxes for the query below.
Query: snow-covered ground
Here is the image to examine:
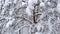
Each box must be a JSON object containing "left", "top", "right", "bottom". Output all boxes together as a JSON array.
[{"left": 0, "top": 0, "right": 60, "bottom": 34}]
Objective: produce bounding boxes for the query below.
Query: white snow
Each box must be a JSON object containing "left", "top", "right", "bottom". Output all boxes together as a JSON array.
[
  {"left": 36, "top": 23, "right": 41, "bottom": 31},
  {"left": 40, "top": 12, "right": 46, "bottom": 19},
  {"left": 5, "top": 0, "right": 9, "bottom": 5},
  {"left": 57, "top": 0, "right": 60, "bottom": 13},
  {"left": 32, "top": 0, "right": 38, "bottom": 4},
  {"left": 26, "top": 0, "right": 33, "bottom": 16},
  {"left": 6, "top": 19, "right": 15, "bottom": 28},
  {"left": 5, "top": 0, "right": 9, "bottom": 3},
  {"left": 28, "top": 0, "right": 34, "bottom": 10},
  {"left": 28, "top": 0, "right": 33, "bottom": 6},
  {"left": 9, "top": 11, "right": 13, "bottom": 16},
  {"left": 26, "top": 7, "right": 32, "bottom": 16},
  {"left": 22, "top": 2, "right": 26, "bottom": 5},
  {"left": 1, "top": 8, "right": 5, "bottom": 15},
  {"left": 29, "top": 6, "right": 34, "bottom": 10},
  {"left": 57, "top": 3, "right": 60, "bottom": 13},
  {"left": 28, "top": 0, "right": 38, "bottom": 6},
  {"left": 40, "top": 2, "right": 45, "bottom": 7},
  {"left": 14, "top": 0, "right": 17, "bottom": 3},
  {"left": 47, "top": 2, "right": 51, "bottom": 6},
  {"left": 0, "top": 0, "right": 1, "bottom": 1},
  {"left": 5, "top": 17, "right": 12, "bottom": 20},
  {"left": 35, "top": 32, "right": 42, "bottom": 34},
  {"left": 26, "top": 0, "right": 38, "bottom": 16}
]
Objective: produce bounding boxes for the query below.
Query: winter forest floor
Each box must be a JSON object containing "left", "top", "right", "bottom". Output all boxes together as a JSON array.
[{"left": 0, "top": 0, "right": 60, "bottom": 34}]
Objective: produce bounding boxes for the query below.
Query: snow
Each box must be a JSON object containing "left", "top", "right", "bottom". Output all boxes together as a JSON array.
[
  {"left": 35, "top": 32, "right": 40, "bottom": 34},
  {"left": 26, "top": 0, "right": 33, "bottom": 16},
  {"left": 9, "top": 9, "right": 14, "bottom": 16},
  {"left": 0, "top": 0, "right": 1, "bottom": 1},
  {"left": 26, "top": 0, "right": 38, "bottom": 16},
  {"left": 0, "top": 0, "right": 60, "bottom": 34},
  {"left": 6, "top": 19, "right": 15, "bottom": 28},
  {"left": 40, "top": 12, "right": 46, "bottom": 19},
  {"left": 14, "top": 0, "right": 17, "bottom": 3},
  {"left": 32, "top": 0, "right": 38, "bottom": 4},
  {"left": 35, "top": 32, "right": 42, "bottom": 34},
  {"left": 36, "top": 23, "right": 41, "bottom": 31},
  {"left": 28, "top": 0, "right": 34, "bottom": 10},
  {"left": 5, "top": 17, "right": 12, "bottom": 20},
  {"left": 28, "top": 0, "right": 38, "bottom": 6},
  {"left": 40, "top": 2, "right": 45, "bottom": 7},
  {"left": 57, "top": 3, "right": 60, "bottom": 13},
  {"left": 5, "top": 0, "right": 9, "bottom": 5},
  {"left": 22, "top": 2, "right": 26, "bottom": 5},
  {"left": 47, "top": 2, "right": 51, "bottom": 6},
  {"left": 1, "top": 9, "right": 5, "bottom": 15},
  {"left": 5, "top": 0, "right": 9, "bottom": 3},
  {"left": 26, "top": 7, "right": 32, "bottom": 16},
  {"left": 28, "top": 0, "right": 33, "bottom": 6},
  {"left": 29, "top": 6, "right": 34, "bottom": 10}
]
